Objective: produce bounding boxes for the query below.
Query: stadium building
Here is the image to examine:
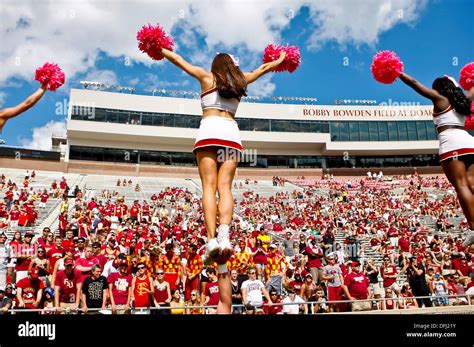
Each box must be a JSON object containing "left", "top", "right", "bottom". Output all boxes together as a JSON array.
[{"left": 66, "top": 88, "right": 452, "bottom": 169}]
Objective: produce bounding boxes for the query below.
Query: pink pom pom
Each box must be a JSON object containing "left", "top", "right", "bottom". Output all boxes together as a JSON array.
[
  {"left": 459, "top": 62, "right": 474, "bottom": 91},
  {"left": 34, "top": 63, "right": 65, "bottom": 91},
  {"left": 263, "top": 44, "right": 301, "bottom": 73},
  {"left": 137, "top": 23, "right": 174, "bottom": 61},
  {"left": 371, "top": 50, "right": 404, "bottom": 84}
]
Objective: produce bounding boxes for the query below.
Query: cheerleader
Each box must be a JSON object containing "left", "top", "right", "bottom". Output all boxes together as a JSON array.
[
  {"left": 0, "top": 86, "right": 47, "bottom": 141},
  {"left": 159, "top": 47, "right": 287, "bottom": 263},
  {"left": 398, "top": 73, "right": 474, "bottom": 247}
]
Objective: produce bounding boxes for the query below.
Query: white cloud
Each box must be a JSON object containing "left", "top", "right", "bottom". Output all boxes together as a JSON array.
[
  {"left": 144, "top": 73, "right": 190, "bottom": 89},
  {"left": 0, "top": 91, "right": 7, "bottom": 108},
  {"left": 0, "top": 0, "right": 427, "bottom": 88},
  {"left": 19, "top": 120, "right": 66, "bottom": 150},
  {"left": 247, "top": 74, "right": 276, "bottom": 97},
  {"left": 306, "top": 0, "right": 428, "bottom": 49},
  {"left": 82, "top": 69, "right": 118, "bottom": 85}
]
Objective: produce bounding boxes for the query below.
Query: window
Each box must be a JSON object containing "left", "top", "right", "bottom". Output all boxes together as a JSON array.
[
  {"left": 387, "top": 122, "right": 398, "bottom": 141},
  {"left": 330, "top": 122, "right": 340, "bottom": 141},
  {"left": 339, "top": 122, "right": 349, "bottom": 141},
  {"left": 349, "top": 122, "right": 360, "bottom": 141},
  {"left": 397, "top": 122, "right": 408, "bottom": 141},
  {"left": 407, "top": 122, "right": 417, "bottom": 141},
  {"left": 426, "top": 122, "right": 437, "bottom": 140},
  {"left": 416, "top": 121, "right": 427, "bottom": 141},
  {"left": 359, "top": 122, "right": 369, "bottom": 141},
  {"left": 368, "top": 122, "right": 379, "bottom": 141},
  {"left": 378, "top": 122, "right": 388, "bottom": 141}
]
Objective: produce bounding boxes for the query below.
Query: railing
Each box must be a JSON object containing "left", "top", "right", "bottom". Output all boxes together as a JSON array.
[{"left": 5, "top": 294, "right": 472, "bottom": 314}]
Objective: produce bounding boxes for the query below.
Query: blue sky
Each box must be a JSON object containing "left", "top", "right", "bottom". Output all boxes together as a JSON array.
[{"left": 0, "top": 0, "right": 473, "bottom": 149}]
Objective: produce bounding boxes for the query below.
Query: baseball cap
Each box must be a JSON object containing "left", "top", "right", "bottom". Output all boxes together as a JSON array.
[
  {"left": 351, "top": 261, "right": 361, "bottom": 267},
  {"left": 64, "top": 258, "right": 74, "bottom": 266},
  {"left": 24, "top": 231, "right": 34, "bottom": 238},
  {"left": 108, "top": 238, "right": 116, "bottom": 243},
  {"left": 269, "top": 243, "right": 277, "bottom": 249},
  {"left": 29, "top": 268, "right": 40, "bottom": 279},
  {"left": 118, "top": 259, "right": 128, "bottom": 266}
]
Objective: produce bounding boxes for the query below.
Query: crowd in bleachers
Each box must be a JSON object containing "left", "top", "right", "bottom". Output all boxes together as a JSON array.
[{"left": 0, "top": 170, "right": 472, "bottom": 315}]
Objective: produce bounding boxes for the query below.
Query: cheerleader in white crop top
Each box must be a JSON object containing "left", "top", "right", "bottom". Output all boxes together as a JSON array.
[
  {"left": 159, "top": 47, "right": 287, "bottom": 313},
  {"left": 398, "top": 72, "right": 474, "bottom": 247}
]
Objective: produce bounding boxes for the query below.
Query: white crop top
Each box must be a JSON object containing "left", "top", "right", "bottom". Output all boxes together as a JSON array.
[
  {"left": 201, "top": 88, "right": 239, "bottom": 114},
  {"left": 432, "top": 105, "right": 465, "bottom": 128}
]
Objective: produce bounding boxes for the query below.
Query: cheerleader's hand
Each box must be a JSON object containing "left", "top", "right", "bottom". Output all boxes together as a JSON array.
[{"left": 278, "top": 51, "right": 286, "bottom": 61}]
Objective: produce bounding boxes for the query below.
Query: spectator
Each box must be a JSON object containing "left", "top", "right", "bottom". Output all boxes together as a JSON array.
[
  {"left": 305, "top": 236, "right": 324, "bottom": 285},
  {"left": 322, "top": 253, "right": 344, "bottom": 312},
  {"left": 230, "top": 269, "right": 243, "bottom": 314},
  {"left": 28, "top": 247, "right": 50, "bottom": 287},
  {"left": 0, "top": 285, "right": 12, "bottom": 314},
  {"left": 169, "top": 288, "right": 185, "bottom": 315},
  {"left": 380, "top": 256, "right": 401, "bottom": 298},
  {"left": 54, "top": 257, "right": 82, "bottom": 314},
  {"left": 80, "top": 264, "right": 108, "bottom": 314},
  {"left": 16, "top": 268, "right": 44, "bottom": 312},
  {"left": 0, "top": 231, "right": 10, "bottom": 288},
  {"left": 382, "top": 288, "right": 398, "bottom": 310},
  {"left": 184, "top": 244, "right": 202, "bottom": 301},
  {"left": 264, "top": 288, "right": 282, "bottom": 315},
  {"left": 342, "top": 261, "right": 371, "bottom": 312},
  {"left": 430, "top": 273, "right": 449, "bottom": 307},
  {"left": 241, "top": 266, "right": 272, "bottom": 314},
  {"left": 130, "top": 262, "right": 153, "bottom": 314},
  {"left": 203, "top": 268, "right": 219, "bottom": 314},
  {"left": 185, "top": 289, "right": 202, "bottom": 314},
  {"left": 282, "top": 231, "right": 295, "bottom": 261},
  {"left": 402, "top": 255, "right": 432, "bottom": 308},
  {"left": 399, "top": 284, "right": 419, "bottom": 309},
  {"left": 15, "top": 231, "right": 36, "bottom": 283},
  {"left": 281, "top": 288, "right": 307, "bottom": 315},
  {"left": 152, "top": 268, "right": 171, "bottom": 315},
  {"left": 264, "top": 244, "right": 288, "bottom": 295},
  {"left": 313, "top": 287, "right": 329, "bottom": 313},
  {"left": 107, "top": 258, "right": 132, "bottom": 314},
  {"left": 75, "top": 246, "right": 99, "bottom": 281}
]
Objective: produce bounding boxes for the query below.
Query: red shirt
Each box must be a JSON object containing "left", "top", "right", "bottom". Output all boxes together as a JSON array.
[
  {"left": 344, "top": 272, "right": 369, "bottom": 299},
  {"left": 61, "top": 239, "right": 74, "bottom": 250},
  {"left": 75, "top": 257, "right": 100, "bottom": 281},
  {"left": 398, "top": 237, "right": 410, "bottom": 252},
  {"left": 108, "top": 272, "right": 132, "bottom": 305},
  {"left": 55, "top": 269, "right": 82, "bottom": 303},
  {"left": 9, "top": 210, "right": 20, "bottom": 220},
  {"left": 205, "top": 281, "right": 219, "bottom": 306},
  {"left": 133, "top": 276, "right": 152, "bottom": 307},
  {"left": 47, "top": 247, "right": 64, "bottom": 269},
  {"left": 380, "top": 265, "right": 397, "bottom": 287},
  {"left": 130, "top": 206, "right": 140, "bottom": 217},
  {"left": 17, "top": 277, "right": 45, "bottom": 308},
  {"left": 40, "top": 193, "right": 49, "bottom": 203},
  {"left": 306, "top": 244, "right": 323, "bottom": 268}
]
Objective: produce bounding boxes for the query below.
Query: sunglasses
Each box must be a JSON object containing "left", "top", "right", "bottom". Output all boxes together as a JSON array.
[
  {"left": 138, "top": 266, "right": 146, "bottom": 270},
  {"left": 249, "top": 272, "right": 256, "bottom": 275},
  {"left": 157, "top": 272, "right": 164, "bottom": 275}
]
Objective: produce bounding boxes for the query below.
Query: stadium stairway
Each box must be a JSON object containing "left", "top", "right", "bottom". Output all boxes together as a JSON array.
[{"left": 36, "top": 174, "right": 87, "bottom": 238}]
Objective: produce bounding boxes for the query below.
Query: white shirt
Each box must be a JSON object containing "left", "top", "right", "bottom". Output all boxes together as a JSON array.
[
  {"left": 282, "top": 295, "right": 305, "bottom": 314},
  {"left": 102, "top": 259, "right": 119, "bottom": 278},
  {"left": 241, "top": 279, "right": 265, "bottom": 306}
]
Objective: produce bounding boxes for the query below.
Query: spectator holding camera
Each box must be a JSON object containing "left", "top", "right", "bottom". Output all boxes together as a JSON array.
[{"left": 402, "top": 255, "right": 432, "bottom": 308}]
